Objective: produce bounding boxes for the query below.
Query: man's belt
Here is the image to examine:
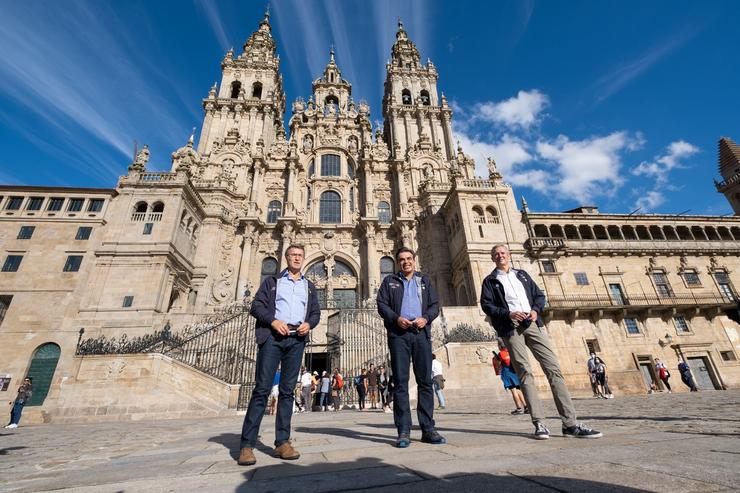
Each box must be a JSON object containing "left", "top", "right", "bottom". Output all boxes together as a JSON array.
[{"left": 287, "top": 324, "right": 301, "bottom": 336}]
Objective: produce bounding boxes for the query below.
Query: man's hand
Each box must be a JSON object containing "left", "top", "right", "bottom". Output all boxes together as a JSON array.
[
  {"left": 271, "top": 319, "right": 290, "bottom": 336},
  {"left": 413, "top": 317, "right": 428, "bottom": 329},
  {"left": 397, "top": 316, "right": 413, "bottom": 330},
  {"left": 296, "top": 322, "right": 310, "bottom": 336},
  {"left": 509, "top": 311, "right": 529, "bottom": 322},
  {"left": 529, "top": 310, "right": 538, "bottom": 323}
]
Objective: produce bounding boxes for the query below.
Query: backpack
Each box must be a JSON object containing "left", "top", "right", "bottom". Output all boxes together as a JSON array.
[
  {"left": 499, "top": 348, "right": 511, "bottom": 367},
  {"left": 354, "top": 375, "right": 362, "bottom": 387}
]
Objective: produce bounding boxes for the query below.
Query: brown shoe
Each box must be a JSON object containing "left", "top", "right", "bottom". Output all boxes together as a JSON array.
[
  {"left": 274, "top": 441, "right": 300, "bottom": 460},
  {"left": 237, "top": 447, "right": 256, "bottom": 466}
]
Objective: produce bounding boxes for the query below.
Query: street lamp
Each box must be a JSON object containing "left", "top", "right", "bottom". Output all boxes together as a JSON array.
[{"left": 658, "top": 333, "right": 673, "bottom": 347}]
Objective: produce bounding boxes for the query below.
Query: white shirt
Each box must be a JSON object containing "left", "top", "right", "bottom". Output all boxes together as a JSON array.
[
  {"left": 495, "top": 268, "right": 532, "bottom": 313},
  {"left": 300, "top": 372, "right": 312, "bottom": 386},
  {"left": 431, "top": 359, "right": 443, "bottom": 378}
]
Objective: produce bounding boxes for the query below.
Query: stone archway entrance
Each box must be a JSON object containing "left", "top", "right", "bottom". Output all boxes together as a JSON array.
[{"left": 26, "top": 343, "right": 61, "bottom": 406}]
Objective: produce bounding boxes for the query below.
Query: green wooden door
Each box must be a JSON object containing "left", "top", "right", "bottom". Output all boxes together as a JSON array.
[{"left": 25, "top": 343, "right": 61, "bottom": 406}]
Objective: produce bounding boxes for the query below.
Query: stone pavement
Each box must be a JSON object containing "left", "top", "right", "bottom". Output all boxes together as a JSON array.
[{"left": 1, "top": 390, "right": 739, "bottom": 493}]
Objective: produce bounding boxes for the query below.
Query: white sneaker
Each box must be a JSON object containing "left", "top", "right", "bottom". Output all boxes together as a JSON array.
[{"left": 6, "top": 423, "right": 18, "bottom": 429}]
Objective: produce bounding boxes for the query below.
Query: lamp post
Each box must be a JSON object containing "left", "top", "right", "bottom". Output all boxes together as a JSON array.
[{"left": 76, "top": 327, "right": 85, "bottom": 354}]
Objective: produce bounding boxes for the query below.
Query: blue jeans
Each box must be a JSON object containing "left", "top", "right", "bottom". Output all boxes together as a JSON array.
[
  {"left": 388, "top": 330, "right": 435, "bottom": 435},
  {"left": 9, "top": 401, "right": 24, "bottom": 425},
  {"left": 433, "top": 378, "right": 446, "bottom": 408},
  {"left": 319, "top": 392, "right": 330, "bottom": 408},
  {"left": 240, "top": 334, "right": 305, "bottom": 448}
]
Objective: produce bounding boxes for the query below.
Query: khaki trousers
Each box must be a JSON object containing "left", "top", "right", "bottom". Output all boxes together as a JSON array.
[{"left": 504, "top": 323, "right": 577, "bottom": 428}]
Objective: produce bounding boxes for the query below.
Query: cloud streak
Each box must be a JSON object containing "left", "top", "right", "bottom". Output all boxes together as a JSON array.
[{"left": 194, "top": 0, "right": 232, "bottom": 52}]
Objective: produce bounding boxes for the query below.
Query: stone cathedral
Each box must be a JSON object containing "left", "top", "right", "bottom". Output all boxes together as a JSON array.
[{"left": 1, "top": 14, "right": 739, "bottom": 423}]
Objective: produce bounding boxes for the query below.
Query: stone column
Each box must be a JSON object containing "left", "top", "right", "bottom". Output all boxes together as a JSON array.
[
  {"left": 285, "top": 161, "right": 296, "bottom": 215},
  {"left": 198, "top": 104, "right": 216, "bottom": 153},
  {"left": 441, "top": 112, "right": 454, "bottom": 161},
  {"left": 236, "top": 224, "right": 256, "bottom": 301},
  {"left": 364, "top": 224, "right": 380, "bottom": 297}
]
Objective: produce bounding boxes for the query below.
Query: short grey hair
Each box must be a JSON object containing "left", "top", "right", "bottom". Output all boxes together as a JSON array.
[{"left": 491, "top": 244, "right": 509, "bottom": 255}]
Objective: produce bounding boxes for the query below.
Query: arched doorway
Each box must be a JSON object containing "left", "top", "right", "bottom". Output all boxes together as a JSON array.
[
  {"left": 304, "top": 257, "right": 359, "bottom": 309},
  {"left": 25, "top": 343, "right": 61, "bottom": 406}
]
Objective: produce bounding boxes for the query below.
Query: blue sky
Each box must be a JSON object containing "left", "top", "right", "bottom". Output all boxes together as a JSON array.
[{"left": 1, "top": 1, "right": 739, "bottom": 215}]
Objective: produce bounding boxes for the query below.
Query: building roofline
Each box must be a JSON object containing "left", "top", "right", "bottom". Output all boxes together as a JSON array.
[{"left": 0, "top": 184, "right": 116, "bottom": 195}]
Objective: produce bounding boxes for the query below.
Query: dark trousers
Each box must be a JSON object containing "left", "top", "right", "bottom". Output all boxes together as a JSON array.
[
  {"left": 240, "top": 334, "right": 305, "bottom": 448},
  {"left": 388, "top": 330, "right": 435, "bottom": 435},
  {"left": 8, "top": 401, "right": 24, "bottom": 425},
  {"left": 357, "top": 386, "right": 366, "bottom": 409}
]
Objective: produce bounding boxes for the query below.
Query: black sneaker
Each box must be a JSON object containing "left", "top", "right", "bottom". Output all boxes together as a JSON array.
[
  {"left": 396, "top": 434, "right": 411, "bottom": 448},
  {"left": 562, "top": 424, "right": 602, "bottom": 438},
  {"left": 511, "top": 408, "right": 525, "bottom": 415},
  {"left": 534, "top": 422, "right": 550, "bottom": 440},
  {"left": 420, "top": 429, "right": 447, "bottom": 444}
]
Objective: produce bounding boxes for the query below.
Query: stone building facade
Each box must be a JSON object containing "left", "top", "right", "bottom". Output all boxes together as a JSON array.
[{"left": 1, "top": 14, "right": 739, "bottom": 421}]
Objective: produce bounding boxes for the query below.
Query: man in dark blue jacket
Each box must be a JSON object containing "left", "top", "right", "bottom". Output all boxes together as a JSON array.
[
  {"left": 238, "top": 244, "right": 321, "bottom": 466},
  {"left": 377, "top": 247, "right": 446, "bottom": 448},
  {"left": 480, "top": 244, "right": 602, "bottom": 440}
]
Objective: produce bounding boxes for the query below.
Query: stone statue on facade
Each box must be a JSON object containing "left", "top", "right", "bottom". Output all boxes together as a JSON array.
[{"left": 129, "top": 144, "right": 150, "bottom": 172}]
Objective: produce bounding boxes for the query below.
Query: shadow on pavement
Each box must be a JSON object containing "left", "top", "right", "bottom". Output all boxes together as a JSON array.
[
  {"left": 579, "top": 414, "right": 740, "bottom": 423},
  {"left": 0, "top": 446, "right": 26, "bottom": 455},
  {"left": 233, "top": 455, "right": 653, "bottom": 492},
  {"left": 362, "top": 421, "right": 534, "bottom": 440},
  {"left": 208, "top": 432, "right": 274, "bottom": 459},
  {"left": 293, "top": 425, "right": 396, "bottom": 446}
]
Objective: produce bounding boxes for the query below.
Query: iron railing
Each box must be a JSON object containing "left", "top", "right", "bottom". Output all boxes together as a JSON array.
[{"left": 547, "top": 292, "right": 735, "bottom": 310}]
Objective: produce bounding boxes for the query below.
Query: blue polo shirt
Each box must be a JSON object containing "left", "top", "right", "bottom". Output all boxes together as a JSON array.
[
  {"left": 274, "top": 271, "right": 308, "bottom": 325},
  {"left": 399, "top": 274, "right": 422, "bottom": 320}
]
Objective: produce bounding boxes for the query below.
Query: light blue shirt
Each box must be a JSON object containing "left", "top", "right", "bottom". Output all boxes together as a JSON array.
[
  {"left": 274, "top": 271, "right": 308, "bottom": 325},
  {"left": 399, "top": 274, "right": 422, "bottom": 320}
]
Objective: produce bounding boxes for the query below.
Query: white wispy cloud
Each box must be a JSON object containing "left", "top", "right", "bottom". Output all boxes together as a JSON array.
[
  {"left": 635, "top": 190, "right": 665, "bottom": 211},
  {"left": 473, "top": 90, "right": 549, "bottom": 129},
  {"left": 630, "top": 140, "right": 699, "bottom": 211},
  {"left": 194, "top": 0, "right": 231, "bottom": 53}
]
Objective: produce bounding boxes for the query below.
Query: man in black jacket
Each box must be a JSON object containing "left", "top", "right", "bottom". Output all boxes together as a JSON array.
[
  {"left": 377, "top": 247, "right": 446, "bottom": 448},
  {"left": 480, "top": 244, "right": 602, "bottom": 440},
  {"left": 238, "top": 244, "right": 321, "bottom": 466}
]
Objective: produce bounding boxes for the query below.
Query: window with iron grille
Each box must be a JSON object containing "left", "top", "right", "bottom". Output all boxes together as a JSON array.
[
  {"left": 542, "top": 261, "right": 556, "bottom": 273},
  {"left": 75, "top": 227, "right": 92, "bottom": 240},
  {"left": 378, "top": 201, "right": 391, "bottom": 224},
  {"left": 122, "top": 296, "right": 134, "bottom": 308},
  {"left": 87, "top": 199, "right": 104, "bottom": 212},
  {"left": 585, "top": 339, "right": 601, "bottom": 354},
  {"left": 320, "top": 154, "right": 340, "bottom": 176},
  {"left": 683, "top": 270, "right": 701, "bottom": 286},
  {"left": 652, "top": 272, "right": 673, "bottom": 297},
  {"left": 26, "top": 197, "right": 44, "bottom": 211},
  {"left": 624, "top": 317, "right": 640, "bottom": 334},
  {"left": 380, "top": 256, "right": 395, "bottom": 282},
  {"left": 574, "top": 272, "right": 589, "bottom": 285},
  {"left": 67, "top": 198, "right": 84, "bottom": 212},
  {"left": 17, "top": 226, "right": 35, "bottom": 240},
  {"left": 2, "top": 255, "right": 23, "bottom": 272},
  {"left": 47, "top": 198, "right": 64, "bottom": 211},
  {"left": 673, "top": 315, "right": 690, "bottom": 333},
  {"left": 5, "top": 197, "right": 23, "bottom": 210},
  {"left": 63, "top": 255, "right": 83, "bottom": 272},
  {"left": 266, "top": 200, "right": 282, "bottom": 223},
  {"left": 0, "top": 295, "right": 12, "bottom": 327},
  {"left": 319, "top": 191, "right": 341, "bottom": 224}
]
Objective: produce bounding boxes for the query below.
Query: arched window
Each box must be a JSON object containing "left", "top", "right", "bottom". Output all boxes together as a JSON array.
[
  {"left": 252, "top": 82, "right": 262, "bottom": 99},
  {"left": 420, "top": 90, "right": 430, "bottom": 106},
  {"left": 534, "top": 224, "right": 549, "bottom": 237},
  {"left": 401, "top": 89, "right": 412, "bottom": 105},
  {"left": 472, "top": 206, "right": 485, "bottom": 224},
  {"left": 151, "top": 202, "right": 164, "bottom": 216},
  {"left": 266, "top": 200, "right": 282, "bottom": 224},
  {"left": 333, "top": 259, "right": 358, "bottom": 308},
  {"left": 325, "top": 95, "right": 339, "bottom": 107},
  {"left": 485, "top": 207, "right": 499, "bottom": 223},
  {"left": 551, "top": 225, "right": 565, "bottom": 238},
  {"left": 134, "top": 202, "right": 148, "bottom": 213},
  {"left": 308, "top": 160, "right": 315, "bottom": 178},
  {"left": 319, "top": 191, "right": 341, "bottom": 224},
  {"left": 260, "top": 257, "right": 278, "bottom": 283},
  {"left": 306, "top": 185, "right": 312, "bottom": 210},
  {"left": 321, "top": 154, "right": 340, "bottom": 176},
  {"left": 230, "top": 81, "right": 242, "bottom": 99},
  {"left": 378, "top": 201, "right": 391, "bottom": 224},
  {"left": 347, "top": 161, "right": 355, "bottom": 179},
  {"left": 564, "top": 224, "right": 579, "bottom": 239},
  {"left": 305, "top": 261, "right": 327, "bottom": 307},
  {"left": 25, "top": 343, "right": 61, "bottom": 406},
  {"left": 380, "top": 256, "right": 395, "bottom": 282}
]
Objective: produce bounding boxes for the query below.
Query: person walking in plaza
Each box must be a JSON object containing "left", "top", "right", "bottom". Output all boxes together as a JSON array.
[
  {"left": 319, "top": 371, "right": 331, "bottom": 411},
  {"left": 492, "top": 346, "right": 528, "bottom": 414},
  {"left": 331, "top": 368, "right": 344, "bottom": 411},
  {"left": 378, "top": 365, "right": 390, "bottom": 412},
  {"left": 593, "top": 357, "right": 611, "bottom": 398},
  {"left": 655, "top": 359, "right": 672, "bottom": 393},
  {"left": 237, "top": 244, "right": 321, "bottom": 466},
  {"left": 367, "top": 363, "right": 379, "bottom": 410},
  {"left": 480, "top": 244, "right": 602, "bottom": 440},
  {"left": 587, "top": 353, "right": 600, "bottom": 397},
  {"left": 355, "top": 368, "right": 368, "bottom": 410},
  {"left": 377, "top": 247, "right": 446, "bottom": 448},
  {"left": 431, "top": 354, "right": 446, "bottom": 410},
  {"left": 300, "top": 367, "right": 313, "bottom": 412},
  {"left": 678, "top": 360, "right": 698, "bottom": 391},
  {"left": 5, "top": 377, "right": 32, "bottom": 429}
]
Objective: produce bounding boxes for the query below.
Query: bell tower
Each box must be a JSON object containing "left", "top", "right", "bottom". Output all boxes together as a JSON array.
[
  {"left": 716, "top": 137, "right": 740, "bottom": 215},
  {"left": 197, "top": 11, "right": 286, "bottom": 156}
]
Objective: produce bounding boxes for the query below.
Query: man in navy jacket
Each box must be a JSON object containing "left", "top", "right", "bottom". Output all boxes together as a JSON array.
[
  {"left": 377, "top": 247, "right": 446, "bottom": 448},
  {"left": 480, "top": 244, "right": 602, "bottom": 440},
  {"left": 238, "top": 244, "right": 321, "bottom": 466}
]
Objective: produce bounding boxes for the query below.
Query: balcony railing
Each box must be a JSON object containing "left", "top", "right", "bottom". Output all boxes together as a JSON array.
[
  {"left": 525, "top": 237, "right": 566, "bottom": 249},
  {"left": 547, "top": 292, "right": 735, "bottom": 311}
]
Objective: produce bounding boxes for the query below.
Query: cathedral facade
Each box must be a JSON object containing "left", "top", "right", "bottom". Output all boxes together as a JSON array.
[{"left": 1, "top": 14, "right": 739, "bottom": 421}]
